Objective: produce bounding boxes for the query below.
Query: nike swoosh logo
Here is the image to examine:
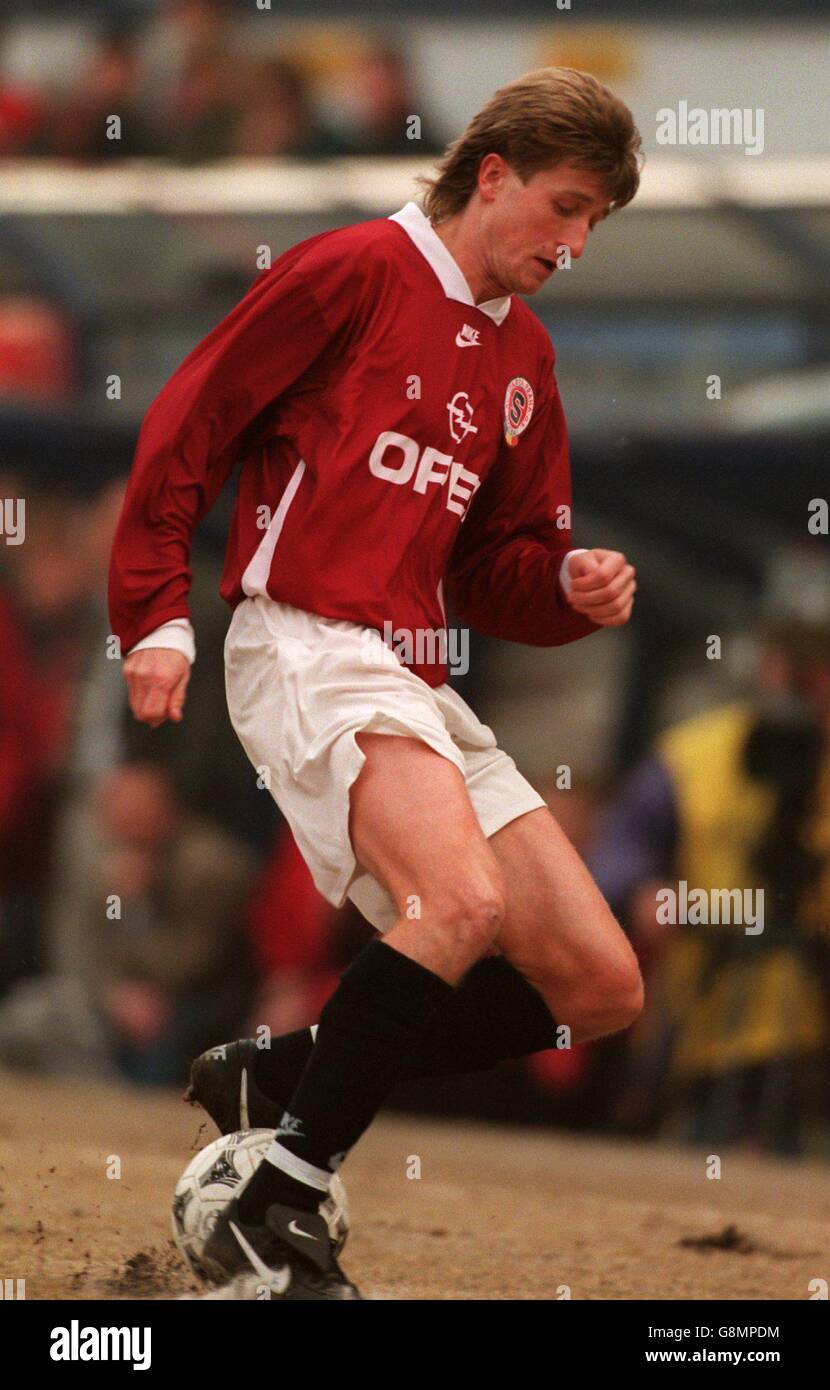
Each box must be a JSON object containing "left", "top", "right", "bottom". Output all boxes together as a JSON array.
[
  {"left": 288, "top": 1219, "right": 320, "bottom": 1241},
  {"left": 228, "top": 1221, "right": 291, "bottom": 1293}
]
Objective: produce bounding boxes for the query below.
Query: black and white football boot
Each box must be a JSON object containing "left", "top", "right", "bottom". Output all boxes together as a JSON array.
[
  {"left": 186, "top": 1039, "right": 280, "bottom": 1134},
  {"left": 200, "top": 1198, "right": 362, "bottom": 1301},
  {"left": 186, "top": 1040, "right": 351, "bottom": 1254}
]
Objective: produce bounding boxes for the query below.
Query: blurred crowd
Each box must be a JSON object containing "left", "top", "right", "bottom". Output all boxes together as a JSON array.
[
  {"left": 0, "top": 476, "right": 374, "bottom": 1088},
  {"left": 0, "top": 1, "right": 443, "bottom": 161},
  {"left": 1, "top": 464, "right": 830, "bottom": 1160},
  {"left": 585, "top": 550, "right": 830, "bottom": 1157}
]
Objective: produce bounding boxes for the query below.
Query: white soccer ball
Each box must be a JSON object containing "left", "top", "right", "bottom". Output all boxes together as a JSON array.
[{"left": 171, "top": 1128, "right": 350, "bottom": 1281}]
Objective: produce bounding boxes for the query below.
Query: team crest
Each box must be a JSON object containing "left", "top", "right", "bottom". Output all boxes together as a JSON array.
[{"left": 503, "top": 377, "right": 534, "bottom": 447}]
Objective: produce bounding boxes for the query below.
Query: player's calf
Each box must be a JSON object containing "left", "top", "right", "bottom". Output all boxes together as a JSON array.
[{"left": 188, "top": 957, "right": 566, "bottom": 1143}]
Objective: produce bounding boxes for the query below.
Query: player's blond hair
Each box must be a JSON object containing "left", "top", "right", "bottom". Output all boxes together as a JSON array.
[{"left": 418, "top": 67, "right": 642, "bottom": 222}]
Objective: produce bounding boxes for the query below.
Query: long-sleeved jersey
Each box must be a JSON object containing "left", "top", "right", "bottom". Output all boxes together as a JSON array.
[{"left": 108, "top": 201, "right": 598, "bottom": 686}]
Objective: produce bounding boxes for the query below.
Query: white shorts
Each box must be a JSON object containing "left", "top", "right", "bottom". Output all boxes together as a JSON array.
[{"left": 224, "top": 596, "right": 545, "bottom": 933}]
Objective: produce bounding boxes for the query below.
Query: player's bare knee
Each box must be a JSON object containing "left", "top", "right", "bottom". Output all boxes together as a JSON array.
[
  {"left": 590, "top": 948, "right": 643, "bottom": 1023},
  {"left": 604, "top": 963, "right": 645, "bottom": 1033},
  {"left": 422, "top": 876, "right": 506, "bottom": 957},
  {"left": 608, "top": 965, "right": 645, "bottom": 1030},
  {"left": 556, "top": 953, "right": 644, "bottom": 1040}
]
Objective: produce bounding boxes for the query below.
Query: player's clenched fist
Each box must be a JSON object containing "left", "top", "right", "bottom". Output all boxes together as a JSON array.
[
  {"left": 123, "top": 647, "right": 191, "bottom": 727},
  {"left": 565, "top": 548, "right": 636, "bottom": 627}
]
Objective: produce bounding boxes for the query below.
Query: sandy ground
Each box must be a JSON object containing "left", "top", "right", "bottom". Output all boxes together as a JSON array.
[{"left": 0, "top": 1067, "right": 827, "bottom": 1301}]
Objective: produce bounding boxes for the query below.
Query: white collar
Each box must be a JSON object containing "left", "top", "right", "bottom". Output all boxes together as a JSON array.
[{"left": 389, "top": 201, "right": 512, "bottom": 326}]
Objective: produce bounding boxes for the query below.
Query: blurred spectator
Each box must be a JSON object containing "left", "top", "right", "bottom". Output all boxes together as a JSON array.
[
  {"left": 0, "top": 20, "right": 42, "bottom": 155},
  {"left": 231, "top": 58, "right": 348, "bottom": 160},
  {"left": 160, "top": 46, "right": 237, "bottom": 163},
  {"left": 122, "top": 545, "right": 280, "bottom": 853},
  {"left": 0, "top": 579, "right": 48, "bottom": 989},
  {"left": 339, "top": 43, "right": 443, "bottom": 156},
  {"left": 139, "top": 0, "right": 236, "bottom": 97},
  {"left": 41, "top": 31, "right": 156, "bottom": 161},
  {"left": 588, "top": 547, "right": 830, "bottom": 1155},
  {"left": 0, "top": 480, "right": 279, "bottom": 1079},
  {"left": 0, "top": 486, "right": 94, "bottom": 989},
  {"left": 164, "top": 0, "right": 234, "bottom": 50},
  {"left": 0, "top": 72, "right": 44, "bottom": 155},
  {"left": 0, "top": 300, "right": 73, "bottom": 401},
  {"left": 2, "top": 11, "right": 447, "bottom": 166},
  {"left": 542, "top": 780, "right": 604, "bottom": 857},
  {"left": 245, "top": 827, "right": 373, "bottom": 1040},
  {"left": 90, "top": 760, "right": 256, "bottom": 1085}
]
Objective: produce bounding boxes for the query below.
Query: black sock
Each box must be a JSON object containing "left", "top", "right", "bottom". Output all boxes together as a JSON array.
[
  {"left": 252, "top": 1028, "right": 316, "bottom": 1098},
  {"left": 239, "top": 939, "right": 453, "bottom": 1220},
  {"left": 407, "top": 956, "right": 559, "bottom": 1074},
  {"left": 252, "top": 957, "right": 559, "bottom": 1106},
  {"left": 252, "top": 1031, "right": 315, "bottom": 1100}
]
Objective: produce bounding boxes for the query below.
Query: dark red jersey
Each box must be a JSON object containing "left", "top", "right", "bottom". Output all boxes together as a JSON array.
[{"left": 109, "top": 201, "right": 598, "bottom": 685}]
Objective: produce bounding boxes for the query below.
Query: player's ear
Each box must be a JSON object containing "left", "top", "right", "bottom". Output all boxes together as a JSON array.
[{"left": 478, "top": 153, "right": 509, "bottom": 202}]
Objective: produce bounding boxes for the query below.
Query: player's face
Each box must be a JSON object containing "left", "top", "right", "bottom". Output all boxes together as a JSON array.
[{"left": 481, "top": 162, "right": 612, "bottom": 296}]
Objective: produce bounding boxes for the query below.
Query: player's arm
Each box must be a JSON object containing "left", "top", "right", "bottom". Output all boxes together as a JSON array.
[
  {"left": 447, "top": 368, "right": 634, "bottom": 645},
  {"left": 110, "top": 251, "right": 351, "bottom": 727}
]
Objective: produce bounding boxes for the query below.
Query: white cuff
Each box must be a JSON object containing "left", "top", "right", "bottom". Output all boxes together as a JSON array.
[
  {"left": 128, "top": 618, "right": 196, "bottom": 664},
  {"left": 559, "top": 548, "right": 589, "bottom": 597}
]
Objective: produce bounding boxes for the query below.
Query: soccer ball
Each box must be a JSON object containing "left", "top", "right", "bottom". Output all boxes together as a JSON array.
[{"left": 171, "top": 1128, "right": 350, "bottom": 1281}]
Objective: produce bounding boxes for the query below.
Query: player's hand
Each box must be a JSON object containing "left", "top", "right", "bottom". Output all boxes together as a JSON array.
[
  {"left": 565, "top": 548, "right": 636, "bottom": 627},
  {"left": 123, "top": 647, "right": 191, "bottom": 727}
]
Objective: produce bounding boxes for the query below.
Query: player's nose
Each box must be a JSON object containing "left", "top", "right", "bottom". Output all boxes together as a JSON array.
[
  {"left": 567, "top": 227, "right": 590, "bottom": 260},
  {"left": 560, "top": 217, "right": 593, "bottom": 261}
]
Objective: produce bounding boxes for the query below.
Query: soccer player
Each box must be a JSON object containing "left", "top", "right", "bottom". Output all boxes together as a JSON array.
[{"left": 109, "top": 67, "right": 643, "bottom": 1299}]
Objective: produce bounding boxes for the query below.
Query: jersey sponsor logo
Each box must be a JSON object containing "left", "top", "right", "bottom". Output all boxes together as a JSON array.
[
  {"left": 503, "top": 377, "right": 534, "bottom": 447},
  {"left": 455, "top": 323, "right": 481, "bottom": 347},
  {"left": 447, "top": 391, "right": 479, "bottom": 444},
  {"left": 368, "top": 430, "right": 481, "bottom": 518}
]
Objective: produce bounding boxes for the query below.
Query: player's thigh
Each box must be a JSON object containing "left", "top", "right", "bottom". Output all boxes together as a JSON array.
[
  {"left": 489, "top": 805, "right": 642, "bottom": 1004},
  {"left": 349, "top": 732, "right": 504, "bottom": 918}
]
